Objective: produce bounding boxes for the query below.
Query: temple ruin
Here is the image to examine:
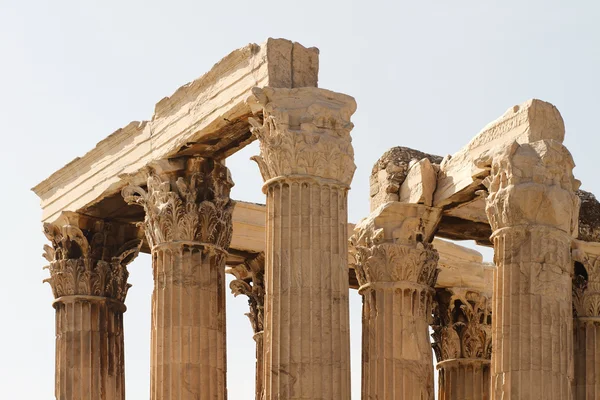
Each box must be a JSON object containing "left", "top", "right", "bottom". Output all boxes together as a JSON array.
[{"left": 33, "top": 38, "right": 600, "bottom": 400}]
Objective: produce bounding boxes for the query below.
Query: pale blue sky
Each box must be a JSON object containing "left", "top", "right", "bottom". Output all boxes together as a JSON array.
[{"left": 1, "top": 1, "right": 599, "bottom": 399}]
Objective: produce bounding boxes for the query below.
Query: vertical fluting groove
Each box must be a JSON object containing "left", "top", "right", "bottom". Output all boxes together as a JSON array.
[
  {"left": 574, "top": 319, "right": 600, "bottom": 399},
  {"left": 54, "top": 299, "right": 125, "bottom": 400},
  {"left": 491, "top": 229, "right": 572, "bottom": 400},
  {"left": 263, "top": 181, "right": 350, "bottom": 399},
  {"left": 150, "top": 245, "right": 226, "bottom": 400},
  {"left": 362, "top": 286, "right": 432, "bottom": 399}
]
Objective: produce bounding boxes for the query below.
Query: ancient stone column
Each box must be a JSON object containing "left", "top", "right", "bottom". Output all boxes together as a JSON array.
[
  {"left": 248, "top": 86, "right": 357, "bottom": 399},
  {"left": 351, "top": 202, "right": 441, "bottom": 400},
  {"left": 43, "top": 213, "right": 142, "bottom": 400},
  {"left": 229, "top": 253, "right": 266, "bottom": 400},
  {"left": 123, "top": 157, "right": 234, "bottom": 400},
  {"left": 484, "top": 140, "right": 580, "bottom": 400},
  {"left": 572, "top": 242, "right": 600, "bottom": 399},
  {"left": 432, "top": 289, "right": 492, "bottom": 400}
]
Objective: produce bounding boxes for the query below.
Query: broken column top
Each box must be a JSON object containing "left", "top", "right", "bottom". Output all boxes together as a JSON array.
[{"left": 32, "top": 38, "right": 319, "bottom": 224}]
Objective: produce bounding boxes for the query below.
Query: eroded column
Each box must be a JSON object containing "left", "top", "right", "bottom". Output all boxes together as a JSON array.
[
  {"left": 432, "top": 288, "right": 492, "bottom": 400},
  {"left": 572, "top": 242, "right": 600, "bottom": 399},
  {"left": 123, "top": 157, "right": 234, "bottom": 400},
  {"left": 484, "top": 140, "right": 580, "bottom": 399},
  {"left": 249, "top": 87, "right": 356, "bottom": 399},
  {"left": 229, "top": 253, "right": 266, "bottom": 400},
  {"left": 351, "top": 203, "right": 440, "bottom": 400},
  {"left": 43, "top": 213, "right": 141, "bottom": 400}
]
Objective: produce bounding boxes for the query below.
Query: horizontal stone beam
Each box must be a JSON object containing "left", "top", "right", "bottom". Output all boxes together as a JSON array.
[
  {"left": 32, "top": 38, "right": 319, "bottom": 223},
  {"left": 433, "top": 99, "right": 565, "bottom": 209},
  {"left": 229, "top": 201, "right": 492, "bottom": 291}
]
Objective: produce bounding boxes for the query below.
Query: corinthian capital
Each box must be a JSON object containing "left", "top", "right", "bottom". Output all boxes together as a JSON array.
[
  {"left": 42, "top": 213, "right": 142, "bottom": 302},
  {"left": 350, "top": 202, "right": 441, "bottom": 288},
  {"left": 483, "top": 140, "right": 580, "bottom": 234},
  {"left": 247, "top": 87, "right": 357, "bottom": 186},
  {"left": 573, "top": 241, "right": 600, "bottom": 318},
  {"left": 227, "top": 253, "right": 265, "bottom": 334},
  {"left": 122, "top": 157, "right": 234, "bottom": 250},
  {"left": 431, "top": 289, "right": 492, "bottom": 363}
]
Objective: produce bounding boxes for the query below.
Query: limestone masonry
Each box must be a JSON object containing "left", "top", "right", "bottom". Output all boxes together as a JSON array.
[{"left": 33, "top": 38, "right": 600, "bottom": 400}]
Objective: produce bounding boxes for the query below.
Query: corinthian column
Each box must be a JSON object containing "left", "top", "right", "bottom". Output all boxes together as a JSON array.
[
  {"left": 572, "top": 241, "right": 600, "bottom": 399},
  {"left": 123, "top": 157, "right": 234, "bottom": 400},
  {"left": 351, "top": 203, "right": 441, "bottom": 400},
  {"left": 228, "top": 253, "right": 266, "bottom": 400},
  {"left": 43, "top": 213, "right": 142, "bottom": 400},
  {"left": 432, "top": 288, "right": 492, "bottom": 400},
  {"left": 248, "top": 86, "right": 356, "bottom": 399},
  {"left": 483, "top": 140, "right": 580, "bottom": 400}
]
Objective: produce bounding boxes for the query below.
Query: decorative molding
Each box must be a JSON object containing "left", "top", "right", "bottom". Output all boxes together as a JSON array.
[
  {"left": 350, "top": 203, "right": 441, "bottom": 289},
  {"left": 122, "top": 157, "right": 235, "bottom": 250},
  {"left": 353, "top": 242, "right": 438, "bottom": 288},
  {"left": 432, "top": 288, "right": 492, "bottom": 362},
  {"left": 229, "top": 253, "right": 265, "bottom": 334},
  {"left": 43, "top": 220, "right": 141, "bottom": 302},
  {"left": 247, "top": 87, "right": 357, "bottom": 186}
]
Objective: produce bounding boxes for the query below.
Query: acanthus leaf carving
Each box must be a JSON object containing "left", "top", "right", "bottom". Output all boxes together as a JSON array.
[
  {"left": 247, "top": 87, "right": 357, "bottom": 185},
  {"left": 432, "top": 288, "right": 492, "bottom": 363},
  {"left": 43, "top": 220, "right": 142, "bottom": 303},
  {"left": 228, "top": 253, "right": 265, "bottom": 334},
  {"left": 122, "top": 157, "right": 234, "bottom": 250},
  {"left": 573, "top": 248, "right": 600, "bottom": 318}
]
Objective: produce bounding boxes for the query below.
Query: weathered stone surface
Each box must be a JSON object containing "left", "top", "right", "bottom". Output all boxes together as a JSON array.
[
  {"left": 434, "top": 99, "right": 565, "bottom": 209},
  {"left": 32, "top": 38, "right": 319, "bottom": 224},
  {"left": 123, "top": 157, "right": 234, "bottom": 400},
  {"left": 484, "top": 139, "right": 579, "bottom": 400},
  {"left": 43, "top": 213, "right": 142, "bottom": 400},
  {"left": 250, "top": 86, "right": 356, "bottom": 400},
  {"left": 350, "top": 202, "right": 442, "bottom": 400},
  {"left": 369, "top": 146, "right": 442, "bottom": 211},
  {"left": 399, "top": 158, "right": 437, "bottom": 206},
  {"left": 578, "top": 189, "right": 600, "bottom": 242}
]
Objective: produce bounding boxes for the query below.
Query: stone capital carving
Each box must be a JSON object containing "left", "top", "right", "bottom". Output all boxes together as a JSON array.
[
  {"left": 122, "top": 157, "right": 234, "bottom": 250},
  {"left": 247, "top": 86, "right": 357, "bottom": 186},
  {"left": 483, "top": 140, "right": 580, "bottom": 234},
  {"left": 228, "top": 253, "right": 265, "bottom": 334},
  {"left": 432, "top": 288, "right": 492, "bottom": 362},
  {"left": 350, "top": 203, "right": 441, "bottom": 289},
  {"left": 573, "top": 242, "right": 600, "bottom": 318},
  {"left": 42, "top": 213, "right": 142, "bottom": 303}
]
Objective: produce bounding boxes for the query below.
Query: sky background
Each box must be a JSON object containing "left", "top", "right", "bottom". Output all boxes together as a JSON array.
[{"left": 1, "top": 1, "right": 599, "bottom": 398}]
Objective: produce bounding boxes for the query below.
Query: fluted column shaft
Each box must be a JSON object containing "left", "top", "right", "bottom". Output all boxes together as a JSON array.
[
  {"left": 263, "top": 180, "right": 351, "bottom": 399},
  {"left": 572, "top": 243, "right": 600, "bottom": 399},
  {"left": 54, "top": 296, "right": 126, "bottom": 400},
  {"left": 361, "top": 282, "right": 435, "bottom": 399},
  {"left": 43, "top": 215, "right": 141, "bottom": 400},
  {"left": 123, "top": 156, "right": 234, "bottom": 400},
  {"left": 484, "top": 140, "right": 580, "bottom": 400},
  {"left": 351, "top": 203, "right": 441, "bottom": 400},
  {"left": 437, "top": 360, "right": 490, "bottom": 400},
  {"left": 573, "top": 318, "right": 600, "bottom": 399},
  {"left": 249, "top": 87, "right": 357, "bottom": 399},
  {"left": 150, "top": 243, "right": 227, "bottom": 399}
]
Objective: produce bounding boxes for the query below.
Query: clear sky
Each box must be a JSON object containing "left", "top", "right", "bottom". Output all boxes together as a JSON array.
[{"left": 1, "top": 1, "right": 599, "bottom": 399}]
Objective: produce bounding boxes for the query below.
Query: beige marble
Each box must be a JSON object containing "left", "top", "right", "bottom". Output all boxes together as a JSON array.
[
  {"left": 32, "top": 38, "right": 319, "bottom": 224},
  {"left": 249, "top": 86, "right": 356, "bottom": 399},
  {"left": 572, "top": 240, "right": 600, "bottom": 399},
  {"left": 228, "top": 253, "right": 266, "bottom": 400},
  {"left": 123, "top": 157, "right": 234, "bottom": 400},
  {"left": 484, "top": 140, "right": 580, "bottom": 400},
  {"left": 43, "top": 213, "right": 141, "bottom": 400},
  {"left": 351, "top": 202, "right": 441, "bottom": 400}
]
